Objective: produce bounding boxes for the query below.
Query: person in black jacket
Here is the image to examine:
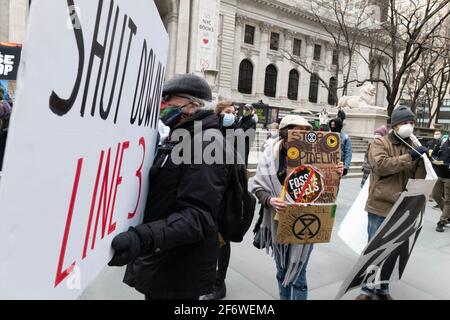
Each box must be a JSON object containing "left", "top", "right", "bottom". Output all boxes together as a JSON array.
[
  {"left": 431, "top": 135, "right": 450, "bottom": 232},
  {"left": 202, "top": 101, "right": 238, "bottom": 300},
  {"left": 337, "top": 106, "right": 346, "bottom": 123},
  {"left": 108, "top": 74, "right": 228, "bottom": 300},
  {"left": 236, "top": 104, "right": 257, "bottom": 166}
]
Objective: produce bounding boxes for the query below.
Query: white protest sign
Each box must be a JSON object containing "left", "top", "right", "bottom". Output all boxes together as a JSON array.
[{"left": 0, "top": 0, "right": 168, "bottom": 299}]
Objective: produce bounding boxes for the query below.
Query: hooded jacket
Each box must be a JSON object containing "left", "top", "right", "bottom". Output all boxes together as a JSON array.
[
  {"left": 123, "top": 110, "right": 228, "bottom": 299},
  {"left": 365, "top": 131, "right": 426, "bottom": 217}
]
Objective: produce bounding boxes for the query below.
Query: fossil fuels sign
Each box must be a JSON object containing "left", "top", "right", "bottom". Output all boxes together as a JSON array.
[{"left": 276, "top": 131, "right": 340, "bottom": 244}]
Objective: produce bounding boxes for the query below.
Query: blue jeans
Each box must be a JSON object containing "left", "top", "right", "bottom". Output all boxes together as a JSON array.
[
  {"left": 361, "top": 213, "right": 390, "bottom": 296},
  {"left": 274, "top": 245, "right": 313, "bottom": 300}
]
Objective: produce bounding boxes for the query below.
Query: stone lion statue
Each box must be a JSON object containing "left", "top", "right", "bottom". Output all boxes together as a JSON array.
[{"left": 338, "top": 83, "right": 385, "bottom": 111}]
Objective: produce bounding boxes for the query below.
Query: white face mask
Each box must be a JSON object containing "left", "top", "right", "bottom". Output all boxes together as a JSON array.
[
  {"left": 434, "top": 134, "right": 442, "bottom": 140},
  {"left": 270, "top": 130, "right": 279, "bottom": 138},
  {"left": 374, "top": 134, "right": 382, "bottom": 139},
  {"left": 397, "top": 123, "right": 414, "bottom": 139}
]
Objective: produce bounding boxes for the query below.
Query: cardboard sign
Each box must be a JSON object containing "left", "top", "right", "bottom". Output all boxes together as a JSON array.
[
  {"left": 276, "top": 204, "right": 336, "bottom": 244},
  {"left": 0, "top": 43, "right": 22, "bottom": 80},
  {"left": 276, "top": 130, "right": 340, "bottom": 244},
  {"left": 0, "top": 0, "right": 168, "bottom": 299}
]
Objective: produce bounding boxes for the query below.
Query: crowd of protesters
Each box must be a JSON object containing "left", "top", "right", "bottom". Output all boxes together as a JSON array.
[{"left": 102, "top": 74, "right": 443, "bottom": 301}]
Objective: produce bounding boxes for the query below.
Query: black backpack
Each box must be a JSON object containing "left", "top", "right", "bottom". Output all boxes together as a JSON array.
[{"left": 218, "top": 164, "right": 256, "bottom": 243}]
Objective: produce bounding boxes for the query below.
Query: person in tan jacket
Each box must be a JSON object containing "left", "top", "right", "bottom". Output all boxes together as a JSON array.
[{"left": 356, "top": 106, "right": 427, "bottom": 301}]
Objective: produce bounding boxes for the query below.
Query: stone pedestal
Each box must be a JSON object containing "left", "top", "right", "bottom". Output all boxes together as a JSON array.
[{"left": 333, "top": 108, "right": 388, "bottom": 138}]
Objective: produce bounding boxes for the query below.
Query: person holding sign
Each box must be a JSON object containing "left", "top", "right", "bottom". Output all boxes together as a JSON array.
[
  {"left": 356, "top": 106, "right": 427, "bottom": 300},
  {"left": 108, "top": 74, "right": 229, "bottom": 300},
  {"left": 250, "top": 115, "right": 344, "bottom": 300}
]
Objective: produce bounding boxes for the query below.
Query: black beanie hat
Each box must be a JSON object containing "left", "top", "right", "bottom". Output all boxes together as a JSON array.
[
  {"left": 329, "top": 118, "right": 343, "bottom": 133},
  {"left": 162, "top": 74, "right": 212, "bottom": 102},
  {"left": 390, "top": 106, "right": 416, "bottom": 127}
]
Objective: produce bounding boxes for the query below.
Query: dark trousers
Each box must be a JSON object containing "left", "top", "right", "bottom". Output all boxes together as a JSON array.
[{"left": 216, "top": 242, "right": 231, "bottom": 284}]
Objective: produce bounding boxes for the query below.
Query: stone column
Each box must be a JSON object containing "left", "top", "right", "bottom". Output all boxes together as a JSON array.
[
  {"left": 255, "top": 22, "right": 271, "bottom": 96},
  {"left": 231, "top": 14, "right": 246, "bottom": 91},
  {"left": 166, "top": 13, "right": 179, "bottom": 79},
  {"left": 279, "top": 30, "right": 294, "bottom": 100},
  {"left": 300, "top": 35, "right": 316, "bottom": 102},
  {"left": 175, "top": 0, "right": 191, "bottom": 74}
]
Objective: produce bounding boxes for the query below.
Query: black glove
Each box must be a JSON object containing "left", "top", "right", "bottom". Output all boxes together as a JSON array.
[
  {"left": 108, "top": 227, "right": 146, "bottom": 267},
  {"left": 409, "top": 146, "right": 428, "bottom": 161},
  {"left": 343, "top": 168, "right": 348, "bottom": 176}
]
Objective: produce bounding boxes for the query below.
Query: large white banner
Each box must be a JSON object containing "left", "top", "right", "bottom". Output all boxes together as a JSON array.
[
  {"left": 196, "top": 0, "right": 219, "bottom": 71},
  {"left": 0, "top": 0, "right": 168, "bottom": 299}
]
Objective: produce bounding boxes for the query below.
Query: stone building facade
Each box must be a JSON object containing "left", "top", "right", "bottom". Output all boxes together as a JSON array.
[{"left": 156, "top": 0, "right": 388, "bottom": 114}]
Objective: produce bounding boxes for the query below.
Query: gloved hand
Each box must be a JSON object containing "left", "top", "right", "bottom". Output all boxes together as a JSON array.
[
  {"left": 409, "top": 146, "right": 428, "bottom": 161},
  {"left": 108, "top": 227, "right": 146, "bottom": 267},
  {"left": 343, "top": 168, "right": 348, "bottom": 176}
]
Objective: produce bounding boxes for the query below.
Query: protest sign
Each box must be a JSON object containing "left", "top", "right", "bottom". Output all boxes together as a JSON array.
[
  {"left": 0, "top": 43, "right": 22, "bottom": 81},
  {"left": 0, "top": 0, "right": 168, "bottom": 299},
  {"left": 276, "top": 130, "right": 340, "bottom": 244},
  {"left": 335, "top": 178, "right": 436, "bottom": 299}
]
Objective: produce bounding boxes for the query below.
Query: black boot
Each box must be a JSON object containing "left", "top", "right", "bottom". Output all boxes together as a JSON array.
[
  {"left": 200, "top": 281, "right": 226, "bottom": 300},
  {"left": 436, "top": 222, "right": 445, "bottom": 232}
]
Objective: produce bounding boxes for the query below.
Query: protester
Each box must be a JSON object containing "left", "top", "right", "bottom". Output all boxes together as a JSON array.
[
  {"left": 201, "top": 101, "right": 238, "bottom": 300},
  {"left": 431, "top": 134, "right": 450, "bottom": 232},
  {"left": 337, "top": 106, "right": 346, "bottom": 123},
  {"left": 263, "top": 122, "right": 280, "bottom": 150},
  {"left": 427, "top": 130, "right": 442, "bottom": 156},
  {"left": 237, "top": 104, "right": 257, "bottom": 166},
  {"left": 329, "top": 118, "right": 352, "bottom": 176},
  {"left": 356, "top": 106, "right": 427, "bottom": 300},
  {"left": 319, "top": 107, "right": 329, "bottom": 131},
  {"left": 250, "top": 115, "right": 344, "bottom": 300},
  {"left": 361, "top": 126, "right": 388, "bottom": 187},
  {"left": 0, "top": 90, "right": 12, "bottom": 171},
  {"left": 108, "top": 74, "right": 229, "bottom": 300}
]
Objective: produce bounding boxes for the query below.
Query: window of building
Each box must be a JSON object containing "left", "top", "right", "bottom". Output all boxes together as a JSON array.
[
  {"left": 332, "top": 50, "right": 339, "bottom": 65},
  {"left": 288, "top": 69, "right": 300, "bottom": 101},
  {"left": 238, "top": 59, "right": 253, "bottom": 94},
  {"left": 314, "top": 44, "right": 322, "bottom": 61},
  {"left": 244, "top": 25, "right": 255, "bottom": 45},
  {"left": 270, "top": 32, "right": 280, "bottom": 51},
  {"left": 328, "top": 77, "right": 338, "bottom": 105},
  {"left": 293, "top": 38, "right": 302, "bottom": 56},
  {"left": 309, "top": 73, "right": 320, "bottom": 103},
  {"left": 264, "top": 64, "right": 278, "bottom": 97}
]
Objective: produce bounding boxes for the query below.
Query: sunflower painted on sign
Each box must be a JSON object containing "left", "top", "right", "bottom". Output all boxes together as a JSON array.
[{"left": 287, "top": 147, "right": 300, "bottom": 160}]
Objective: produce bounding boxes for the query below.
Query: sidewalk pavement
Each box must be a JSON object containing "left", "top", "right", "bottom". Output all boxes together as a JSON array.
[{"left": 80, "top": 178, "right": 450, "bottom": 300}]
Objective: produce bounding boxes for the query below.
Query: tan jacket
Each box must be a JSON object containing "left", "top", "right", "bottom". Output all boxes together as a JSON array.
[{"left": 365, "top": 131, "right": 426, "bottom": 217}]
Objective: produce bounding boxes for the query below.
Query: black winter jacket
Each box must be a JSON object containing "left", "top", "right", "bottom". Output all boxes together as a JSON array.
[
  {"left": 433, "top": 139, "right": 450, "bottom": 179},
  {"left": 123, "top": 110, "right": 228, "bottom": 299}
]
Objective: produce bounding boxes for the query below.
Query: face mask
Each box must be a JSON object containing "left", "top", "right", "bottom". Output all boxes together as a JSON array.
[
  {"left": 270, "top": 130, "right": 279, "bottom": 138},
  {"left": 160, "top": 106, "right": 182, "bottom": 127},
  {"left": 374, "top": 134, "right": 382, "bottom": 139},
  {"left": 434, "top": 135, "right": 441, "bottom": 140},
  {"left": 222, "top": 113, "right": 236, "bottom": 127},
  {"left": 397, "top": 123, "right": 414, "bottom": 139}
]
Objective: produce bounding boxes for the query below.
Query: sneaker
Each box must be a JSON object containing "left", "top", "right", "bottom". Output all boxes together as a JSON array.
[
  {"left": 375, "top": 293, "right": 393, "bottom": 300},
  {"left": 200, "top": 282, "right": 226, "bottom": 300},
  {"left": 436, "top": 222, "right": 445, "bottom": 232},
  {"left": 355, "top": 294, "right": 373, "bottom": 300}
]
